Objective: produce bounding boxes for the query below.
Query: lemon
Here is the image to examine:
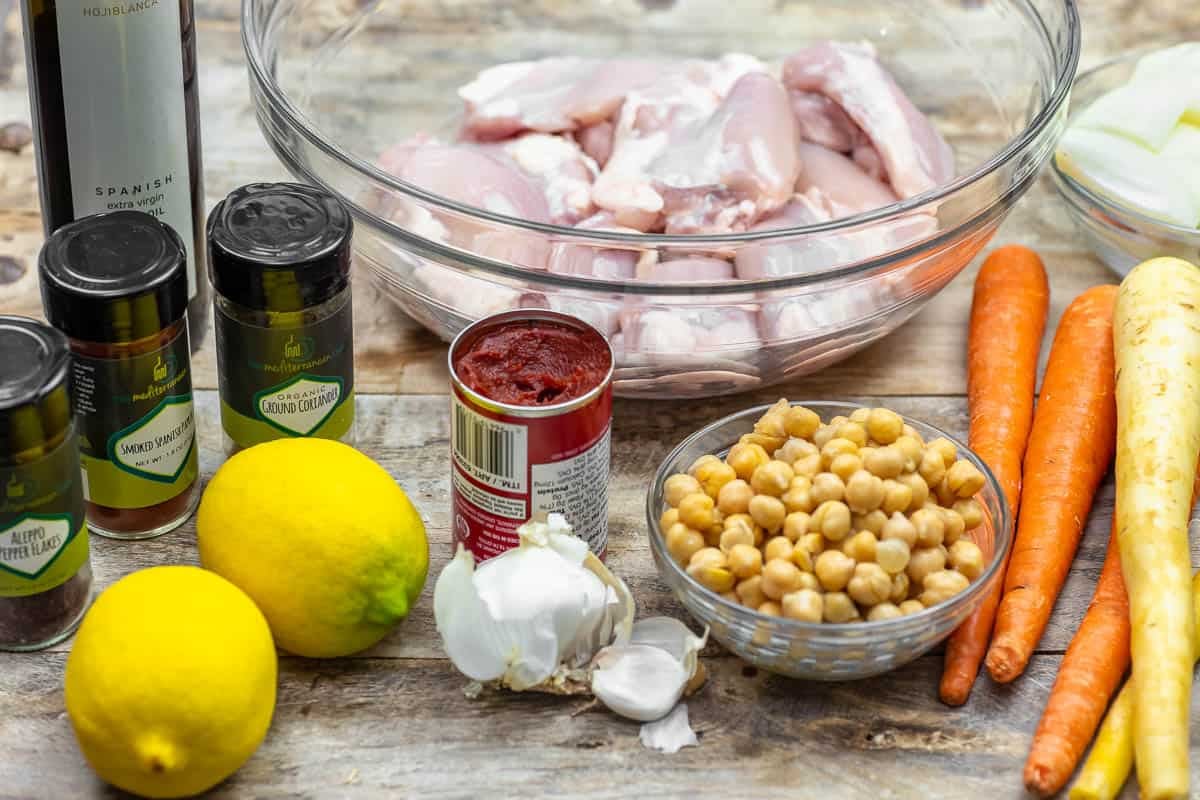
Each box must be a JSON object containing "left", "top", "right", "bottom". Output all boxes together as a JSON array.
[
  {"left": 197, "top": 438, "right": 429, "bottom": 658},
  {"left": 64, "top": 566, "right": 276, "bottom": 799}
]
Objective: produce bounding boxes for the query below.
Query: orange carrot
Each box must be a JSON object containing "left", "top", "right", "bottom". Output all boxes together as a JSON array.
[
  {"left": 986, "top": 284, "right": 1119, "bottom": 684},
  {"left": 939, "top": 245, "right": 1049, "bottom": 706},
  {"left": 1024, "top": 470, "right": 1200, "bottom": 797}
]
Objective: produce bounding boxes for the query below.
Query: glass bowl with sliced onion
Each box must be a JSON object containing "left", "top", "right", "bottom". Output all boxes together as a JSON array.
[
  {"left": 244, "top": 0, "right": 1080, "bottom": 398},
  {"left": 1051, "top": 45, "right": 1200, "bottom": 277},
  {"left": 646, "top": 401, "right": 1012, "bottom": 680}
]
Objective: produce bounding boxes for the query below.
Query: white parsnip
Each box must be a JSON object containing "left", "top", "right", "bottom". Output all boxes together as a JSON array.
[{"left": 1112, "top": 257, "right": 1200, "bottom": 800}]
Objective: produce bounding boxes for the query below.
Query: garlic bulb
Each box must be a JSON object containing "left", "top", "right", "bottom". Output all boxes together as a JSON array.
[
  {"left": 434, "top": 515, "right": 707, "bottom": 735},
  {"left": 434, "top": 514, "right": 633, "bottom": 691}
]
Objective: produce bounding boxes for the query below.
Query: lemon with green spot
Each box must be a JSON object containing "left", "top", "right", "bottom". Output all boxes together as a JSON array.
[{"left": 197, "top": 438, "right": 429, "bottom": 658}]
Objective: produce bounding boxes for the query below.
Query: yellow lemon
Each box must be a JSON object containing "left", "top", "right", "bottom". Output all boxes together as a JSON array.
[
  {"left": 197, "top": 438, "right": 429, "bottom": 658},
  {"left": 64, "top": 566, "right": 276, "bottom": 799}
]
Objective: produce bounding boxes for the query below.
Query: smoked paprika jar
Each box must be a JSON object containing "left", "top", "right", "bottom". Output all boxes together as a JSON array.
[
  {"left": 208, "top": 183, "right": 355, "bottom": 453},
  {"left": 39, "top": 211, "right": 200, "bottom": 540}
]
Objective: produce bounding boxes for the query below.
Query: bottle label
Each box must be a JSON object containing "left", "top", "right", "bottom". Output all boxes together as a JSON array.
[
  {"left": 0, "top": 433, "right": 88, "bottom": 598},
  {"left": 54, "top": 2, "right": 199, "bottom": 299},
  {"left": 216, "top": 294, "right": 355, "bottom": 448},
  {"left": 72, "top": 329, "right": 199, "bottom": 509}
]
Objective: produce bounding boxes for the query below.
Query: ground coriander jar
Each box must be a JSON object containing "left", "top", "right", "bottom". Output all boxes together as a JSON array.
[
  {"left": 208, "top": 183, "right": 355, "bottom": 452},
  {"left": 0, "top": 316, "right": 92, "bottom": 651},
  {"left": 39, "top": 211, "right": 200, "bottom": 540}
]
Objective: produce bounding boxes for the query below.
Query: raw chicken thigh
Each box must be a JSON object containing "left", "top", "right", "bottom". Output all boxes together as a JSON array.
[{"left": 481, "top": 133, "right": 599, "bottom": 224}]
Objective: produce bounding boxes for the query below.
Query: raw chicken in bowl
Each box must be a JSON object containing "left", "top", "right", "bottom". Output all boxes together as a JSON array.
[{"left": 244, "top": 0, "right": 1080, "bottom": 398}]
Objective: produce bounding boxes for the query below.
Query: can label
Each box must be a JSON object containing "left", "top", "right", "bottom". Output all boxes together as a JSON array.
[{"left": 451, "top": 386, "right": 611, "bottom": 560}]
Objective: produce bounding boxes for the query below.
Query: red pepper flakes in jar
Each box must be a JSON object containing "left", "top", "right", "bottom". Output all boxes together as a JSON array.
[{"left": 449, "top": 310, "right": 613, "bottom": 561}]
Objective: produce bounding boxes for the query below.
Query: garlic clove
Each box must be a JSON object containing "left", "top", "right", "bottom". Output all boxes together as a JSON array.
[
  {"left": 639, "top": 703, "right": 699, "bottom": 754},
  {"left": 629, "top": 616, "right": 708, "bottom": 666},
  {"left": 591, "top": 644, "right": 690, "bottom": 722},
  {"left": 433, "top": 546, "right": 523, "bottom": 683}
]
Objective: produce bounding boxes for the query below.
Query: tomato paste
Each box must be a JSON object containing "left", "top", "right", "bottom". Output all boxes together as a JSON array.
[{"left": 453, "top": 319, "right": 611, "bottom": 406}]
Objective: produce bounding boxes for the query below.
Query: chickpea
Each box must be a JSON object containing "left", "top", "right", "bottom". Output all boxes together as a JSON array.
[
  {"left": 901, "top": 423, "right": 924, "bottom": 443},
  {"left": 948, "top": 539, "right": 985, "bottom": 580},
  {"left": 820, "top": 437, "right": 859, "bottom": 468},
  {"left": 774, "top": 437, "right": 816, "bottom": 464},
  {"left": 728, "top": 543, "right": 764, "bottom": 579},
  {"left": 812, "top": 423, "right": 838, "bottom": 449},
  {"left": 694, "top": 457, "right": 737, "bottom": 499},
  {"left": 716, "top": 479, "right": 753, "bottom": 515},
  {"left": 875, "top": 538, "right": 911, "bottom": 575},
  {"left": 854, "top": 509, "right": 889, "bottom": 535},
  {"left": 688, "top": 454, "right": 720, "bottom": 477},
  {"left": 848, "top": 562, "right": 892, "bottom": 606},
  {"left": 758, "top": 600, "right": 783, "bottom": 617},
  {"left": 688, "top": 563, "right": 736, "bottom": 594},
  {"left": 880, "top": 479, "right": 914, "bottom": 515},
  {"left": 784, "top": 405, "right": 822, "bottom": 439},
  {"left": 898, "top": 599, "right": 926, "bottom": 616},
  {"left": 906, "top": 546, "right": 947, "bottom": 586},
  {"left": 665, "top": 522, "right": 705, "bottom": 565},
  {"left": 815, "top": 549, "right": 856, "bottom": 591},
  {"left": 849, "top": 407, "right": 871, "bottom": 424},
  {"left": 858, "top": 446, "right": 876, "bottom": 465},
  {"left": 810, "top": 472, "right": 846, "bottom": 504},
  {"left": 932, "top": 479, "right": 956, "bottom": 508},
  {"left": 689, "top": 547, "right": 727, "bottom": 570},
  {"left": 764, "top": 536, "right": 794, "bottom": 563},
  {"left": 842, "top": 530, "right": 878, "bottom": 563},
  {"left": 889, "top": 572, "right": 911, "bottom": 603},
  {"left": 894, "top": 436, "right": 924, "bottom": 470},
  {"left": 792, "top": 453, "right": 823, "bottom": 479},
  {"left": 919, "top": 569, "right": 971, "bottom": 607},
  {"left": 880, "top": 511, "right": 918, "bottom": 547},
  {"left": 829, "top": 452, "right": 864, "bottom": 482},
  {"left": 660, "top": 507, "right": 680, "bottom": 532},
  {"left": 910, "top": 507, "right": 945, "bottom": 548},
  {"left": 867, "top": 602, "right": 903, "bottom": 622},
  {"left": 751, "top": 460, "right": 794, "bottom": 498},
  {"left": 762, "top": 558, "right": 803, "bottom": 600},
  {"left": 724, "top": 513, "right": 762, "bottom": 546},
  {"left": 736, "top": 575, "right": 767, "bottom": 608},
  {"left": 796, "top": 571, "right": 820, "bottom": 592},
  {"left": 924, "top": 437, "right": 955, "bottom": 465},
  {"left": 719, "top": 525, "right": 754, "bottom": 553},
  {"left": 845, "top": 470, "right": 886, "bottom": 514},
  {"left": 664, "top": 473, "right": 703, "bottom": 507},
  {"left": 953, "top": 498, "right": 985, "bottom": 530},
  {"left": 866, "top": 408, "right": 904, "bottom": 445},
  {"left": 727, "top": 442, "right": 769, "bottom": 481},
  {"left": 829, "top": 415, "right": 850, "bottom": 428},
  {"left": 898, "top": 472, "right": 930, "bottom": 508},
  {"left": 798, "top": 532, "right": 825, "bottom": 558},
  {"left": 749, "top": 494, "right": 787, "bottom": 534},
  {"left": 940, "top": 507, "right": 966, "bottom": 544},
  {"left": 791, "top": 544, "right": 814, "bottom": 572},
  {"left": 946, "top": 460, "right": 986, "bottom": 499},
  {"left": 823, "top": 592, "right": 860, "bottom": 623},
  {"left": 753, "top": 407, "right": 789, "bottom": 441},
  {"left": 678, "top": 492, "right": 715, "bottom": 532},
  {"left": 864, "top": 445, "right": 906, "bottom": 480},
  {"left": 782, "top": 589, "right": 823, "bottom": 622},
  {"left": 837, "top": 421, "right": 869, "bottom": 448},
  {"left": 783, "top": 511, "right": 812, "bottom": 542},
  {"left": 811, "top": 500, "right": 852, "bottom": 541},
  {"left": 918, "top": 449, "right": 947, "bottom": 488},
  {"left": 781, "top": 485, "right": 814, "bottom": 515}
]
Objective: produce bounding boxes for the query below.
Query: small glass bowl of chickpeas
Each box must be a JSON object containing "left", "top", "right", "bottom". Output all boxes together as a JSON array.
[{"left": 647, "top": 400, "right": 1012, "bottom": 681}]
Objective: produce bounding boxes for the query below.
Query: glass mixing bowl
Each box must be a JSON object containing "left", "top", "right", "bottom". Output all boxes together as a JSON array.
[
  {"left": 647, "top": 401, "right": 1012, "bottom": 680},
  {"left": 243, "top": 0, "right": 1080, "bottom": 399}
]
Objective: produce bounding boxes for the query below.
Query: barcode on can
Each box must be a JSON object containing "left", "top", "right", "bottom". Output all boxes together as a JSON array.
[{"left": 452, "top": 399, "right": 528, "bottom": 493}]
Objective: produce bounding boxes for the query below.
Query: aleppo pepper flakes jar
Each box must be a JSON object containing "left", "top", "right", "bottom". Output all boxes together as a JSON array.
[
  {"left": 208, "top": 182, "right": 355, "bottom": 453},
  {"left": 39, "top": 210, "right": 200, "bottom": 540},
  {"left": 0, "top": 315, "right": 92, "bottom": 651}
]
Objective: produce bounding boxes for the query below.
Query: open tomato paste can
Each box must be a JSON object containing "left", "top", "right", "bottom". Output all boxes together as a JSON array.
[{"left": 448, "top": 309, "right": 614, "bottom": 561}]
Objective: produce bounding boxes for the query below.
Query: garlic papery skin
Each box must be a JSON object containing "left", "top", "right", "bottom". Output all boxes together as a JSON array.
[
  {"left": 591, "top": 617, "right": 708, "bottom": 722},
  {"left": 434, "top": 514, "right": 634, "bottom": 692},
  {"left": 640, "top": 703, "right": 699, "bottom": 754}
]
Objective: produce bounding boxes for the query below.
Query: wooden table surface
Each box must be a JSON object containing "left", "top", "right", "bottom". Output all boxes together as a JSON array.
[{"left": 2, "top": 2, "right": 1200, "bottom": 798}]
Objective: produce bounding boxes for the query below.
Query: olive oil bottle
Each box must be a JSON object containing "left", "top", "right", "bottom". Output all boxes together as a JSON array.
[{"left": 19, "top": 0, "right": 209, "bottom": 348}]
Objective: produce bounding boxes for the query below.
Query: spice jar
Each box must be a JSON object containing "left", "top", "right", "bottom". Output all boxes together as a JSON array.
[
  {"left": 39, "top": 211, "right": 200, "bottom": 540},
  {"left": 208, "top": 183, "right": 355, "bottom": 453},
  {"left": 0, "top": 316, "right": 92, "bottom": 651}
]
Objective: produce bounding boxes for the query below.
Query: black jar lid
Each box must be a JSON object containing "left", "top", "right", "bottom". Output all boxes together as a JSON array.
[
  {"left": 39, "top": 211, "right": 189, "bottom": 344},
  {"left": 0, "top": 316, "right": 72, "bottom": 458},
  {"left": 207, "top": 182, "right": 353, "bottom": 312}
]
